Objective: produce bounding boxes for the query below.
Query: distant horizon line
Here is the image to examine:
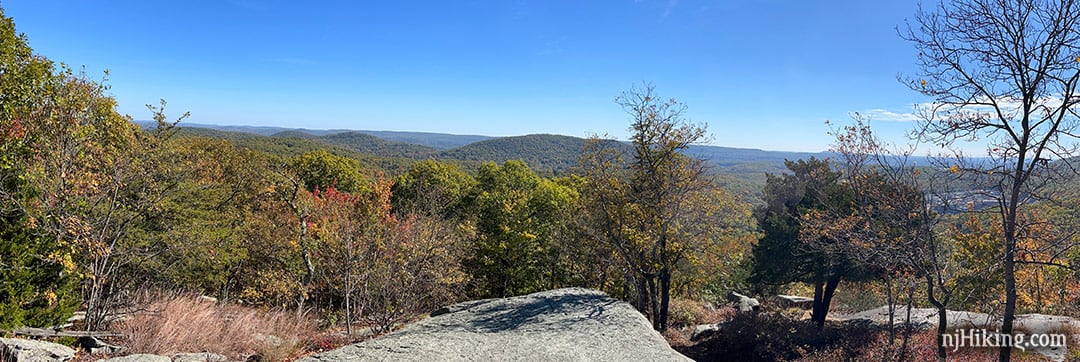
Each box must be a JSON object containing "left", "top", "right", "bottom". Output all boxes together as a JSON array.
[{"left": 130, "top": 119, "right": 835, "bottom": 155}]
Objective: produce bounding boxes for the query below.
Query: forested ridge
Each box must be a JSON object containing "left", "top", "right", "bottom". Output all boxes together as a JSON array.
[{"left": 167, "top": 122, "right": 837, "bottom": 203}]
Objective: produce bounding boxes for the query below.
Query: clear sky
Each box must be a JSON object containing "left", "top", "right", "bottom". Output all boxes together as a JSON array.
[{"left": 3, "top": 0, "right": 932, "bottom": 152}]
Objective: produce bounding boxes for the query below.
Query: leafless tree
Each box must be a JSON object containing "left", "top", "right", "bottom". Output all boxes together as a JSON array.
[{"left": 902, "top": 1, "right": 1080, "bottom": 360}]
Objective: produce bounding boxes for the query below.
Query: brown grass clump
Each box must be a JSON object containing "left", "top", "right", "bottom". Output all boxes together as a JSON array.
[
  {"left": 110, "top": 293, "right": 318, "bottom": 361},
  {"left": 662, "top": 327, "right": 693, "bottom": 349}
]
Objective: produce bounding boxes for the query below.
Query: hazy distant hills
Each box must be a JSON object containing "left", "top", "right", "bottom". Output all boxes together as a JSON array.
[
  {"left": 139, "top": 121, "right": 837, "bottom": 197},
  {"left": 164, "top": 122, "right": 491, "bottom": 150},
  {"left": 686, "top": 145, "right": 830, "bottom": 167}
]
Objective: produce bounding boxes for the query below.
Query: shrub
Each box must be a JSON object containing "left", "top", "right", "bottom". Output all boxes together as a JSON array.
[
  {"left": 666, "top": 298, "right": 709, "bottom": 329},
  {"left": 678, "top": 311, "right": 882, "bottom": 361},
  {"left": 110, "top": 293, "right": 318, "bottom": 361}
]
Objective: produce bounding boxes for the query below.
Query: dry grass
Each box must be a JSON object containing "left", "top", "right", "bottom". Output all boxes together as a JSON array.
[
  {"left": 109, "top": 293, "right": 318, "bottom": 361},
  {"left": 661, "top": 327, "right": 693, "bottom": 349}
]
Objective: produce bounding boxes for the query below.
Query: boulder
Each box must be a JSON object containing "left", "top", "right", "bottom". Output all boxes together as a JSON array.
[
  {"left": 99, "top": 354, "right": 171, "bottom": 362},
  {"left": 74, "top": 336, "right": 124, "bottom": 355},
  {"left": 690, "top": 321, "right": 728, "bottom": 341},
  {"left": 171, "top": 352, "right": 229, "bottom": 362},
  {"left": 776, "top": 295, "right": 814, "bottom": 310},
  {"left": 299, "top": 287, "right": 690, "bottom": 361},
  {"left": 0, "top": 337, "right": 76, "bottom": 362},
  {"left": 727, "top": 291, "right": 760, "bottom": 313}
]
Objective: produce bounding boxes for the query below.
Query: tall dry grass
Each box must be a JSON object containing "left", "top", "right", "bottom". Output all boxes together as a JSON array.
[{"left": 110, "top": 293, "right": 318, "bottom": 361}]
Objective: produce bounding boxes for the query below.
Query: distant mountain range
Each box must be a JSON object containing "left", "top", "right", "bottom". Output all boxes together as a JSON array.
[
  {"left": 139, "top": 121, "right": 829, "bottom": 163},
  {"left": 154, "top": 122, "right": 492, "bottom": 150},
  {"left": 135, "top": 121, "right": 849, "bottom": 199}
]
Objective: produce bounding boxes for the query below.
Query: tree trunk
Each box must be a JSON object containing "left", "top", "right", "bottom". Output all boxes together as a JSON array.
[
  {"left": 818, "top": 271, "right": 841, "bottom": 329},
  {"left": 345, "top": 271, "right": 352, "bottom": 336},
  {"left": 927, "top": 275, "right": 948, "bottom": 362},
  {"left": 658, "top": 268, "right": 671, "bottom": 331},
  {"left": 1000, "top": 240, "right": 1017, "bottom": 362},
  {"left": 900, "top": 286, "right": 914, "bottom": 361},
  {"left": 811, "top": 279, "right": 826, "bottom": 327},
  {"left": 634, "top": 274, "right": 648, "bottom": 317},
  {"left": 299, "top": 219, "right": 315, "bottom": 285},
  {"left": 811, "top": 264, "right": 843, "bottom": 329},
  {"left": 646, "top": 275, "right": 659, "bottom": 330},
  {"left": 886, "top": 274, "right": 895, "bottom": 341}
]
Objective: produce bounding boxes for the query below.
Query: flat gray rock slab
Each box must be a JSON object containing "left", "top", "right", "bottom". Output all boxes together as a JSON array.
[
  {"left": 300, "top": 287, "right": 691, "bottom": 362},
  {"left": 0, "top": 337, "right": 76, "bottom": 362},
  {"left": 99, "top": 354, "right": 172, "bottom": 362},
  {"left": 170, "top": 352, "right": 229, "bottom": 362}
]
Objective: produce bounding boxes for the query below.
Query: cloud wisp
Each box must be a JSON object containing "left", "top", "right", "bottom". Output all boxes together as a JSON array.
[{"left": 861, "top": 108, "right": 921, "bottom": 122}]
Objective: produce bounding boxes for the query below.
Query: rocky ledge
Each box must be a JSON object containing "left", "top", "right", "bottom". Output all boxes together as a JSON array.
[{"left": 300, "top": 287, "right": 690, "bottom": 362}]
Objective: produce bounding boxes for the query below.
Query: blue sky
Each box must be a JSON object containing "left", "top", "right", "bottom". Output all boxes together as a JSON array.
[{"left": 3, "top": 0, "right": 930, "bottom": 152}]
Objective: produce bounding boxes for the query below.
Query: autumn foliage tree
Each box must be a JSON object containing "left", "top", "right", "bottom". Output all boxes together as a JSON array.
[
  {"left": 307, "top": 178, "right": 466, "bottom": 334},
  {"left": 391, "top": 159, "right": 476, "bottom": 219},
  {"left": 580, "top": 84, "right": 741, "bottom": 331},
  {"left": 0, "top": 4, "right": 191, "bottom": 329},
  {"left": 819, "top": 117, "right": 963, "bottom": 360},
  {"left": 750, "top": 157, "right": 876, "bottom": 329},
  {"left": 464, "top": 160, "right": 584, "bottom": 298},
  {"left": 0, "top": 8, "right": 82, "bottom": 329}
]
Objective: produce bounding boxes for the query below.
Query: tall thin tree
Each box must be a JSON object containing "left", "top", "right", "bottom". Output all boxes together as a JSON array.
[{"left": 902, "top": 1, "right": 1080, "bottom": 360}]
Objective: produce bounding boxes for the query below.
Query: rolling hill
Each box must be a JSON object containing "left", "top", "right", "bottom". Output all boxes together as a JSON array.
[
  {"left": 150, "top": 122, "right": 491, "bottom": 150},
  {"left": 144, "top": 121, "right": 846, "bottom": 200},
  {"left": 316, "top": 131, "right": 438, "bottom": 158},
  {"left": 437, "top": 134, "right": 592, "bottom": 174}
]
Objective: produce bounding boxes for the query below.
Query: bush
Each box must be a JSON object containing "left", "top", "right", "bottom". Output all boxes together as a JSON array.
[
  {"left": 666, "top": 297, "right": 736, "bottom": 330},
  {"left": 677, "top": 311, "right": 882, "bottom": 361},
  {"left": 110, "top": 293, "right": 318, "bottom": 361}
]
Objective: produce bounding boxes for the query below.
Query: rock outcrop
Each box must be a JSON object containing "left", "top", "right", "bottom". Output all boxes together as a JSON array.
[
  {"left": 690, "top": 321, "right": 727, "bottom": 341},
  {"left": 74, "top": 336, "right": 124, "bottom": 355},
  {"left": 170, "top": 352, "right": 229, "bottom": 362},
  {"left": 776, "top": 294, "right": 814, "bottom": 310},
  {"left": 727, "top": 291, "right": 760, "bottom": 313},
  {"left": 0, "top": 337, "right": 76, "bottom": 362},
  {"left": 99, "top": 354, "right": 171, "bottom": 362},
  {"left": 300, "top": 287, "right": 690, "bottom": 361}
]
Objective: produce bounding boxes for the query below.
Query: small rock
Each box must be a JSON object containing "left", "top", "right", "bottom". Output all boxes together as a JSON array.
[
  {"left": 74, "top": 336, "right": 124, "bottom": 355},
  {"left": 0, "top": 337, "right": 76, "bottom": 362},
  {"left": 691, "top": 321, "right": 727, "bottom": 341},
  {"left": 99, "top": 353, "right": 172, "bottom": 362},
  {"left": 727, "top": 291, "right": 760, "bottom": 313},
  {"left": 171, "top": 352, "right": 229, "bottom": 362},
  {"left": 776, "top": 295, "right": 814, "bottom": 310},
  {"left": 197, "top": 296, "right": 218, "bottom": 304},
  {"left": 67, "top": 311, "right": 86, "bottom": 323}
]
